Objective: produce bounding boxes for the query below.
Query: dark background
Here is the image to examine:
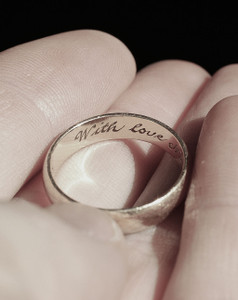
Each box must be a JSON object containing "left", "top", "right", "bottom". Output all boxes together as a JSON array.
[{"left": 1, "top": 1, "right": 238, "bottom": 74}]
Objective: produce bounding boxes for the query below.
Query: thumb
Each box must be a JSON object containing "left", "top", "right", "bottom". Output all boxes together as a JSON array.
[{"left": 0, "top": 200, "right": 128, "bottom": 300}]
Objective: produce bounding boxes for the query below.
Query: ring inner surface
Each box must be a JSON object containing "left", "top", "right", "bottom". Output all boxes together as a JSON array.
[{"left": 49, "top": 114, "right": 186, "bottom": 178}]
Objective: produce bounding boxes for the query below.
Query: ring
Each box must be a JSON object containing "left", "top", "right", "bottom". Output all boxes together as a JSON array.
[{"left": 43, "top": 112, "right": 188, "bottom": 234}]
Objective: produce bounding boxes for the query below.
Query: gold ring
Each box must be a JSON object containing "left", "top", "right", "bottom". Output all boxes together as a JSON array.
[{"left": 43, "top": 113, "right": 188, "bottom": 234}]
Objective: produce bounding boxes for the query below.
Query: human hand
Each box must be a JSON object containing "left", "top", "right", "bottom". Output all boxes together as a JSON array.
[{"left": 1, "top": 30, "right": 238, "bottom": 299}]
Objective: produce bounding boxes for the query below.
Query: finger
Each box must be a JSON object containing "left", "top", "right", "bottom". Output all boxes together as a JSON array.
[
  {"left": 0, "top": 30, "right": 136, "bottom": 200},
  {"left": 163, "top": 100, "right": 238, "bottom": 297},
  {"left": 0, "top": 200, "right": 127, "bottom": 299}
]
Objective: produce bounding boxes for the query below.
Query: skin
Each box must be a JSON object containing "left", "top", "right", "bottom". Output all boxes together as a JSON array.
[{"left": 0, "top": 30, "right": 238, "bottom": 299}]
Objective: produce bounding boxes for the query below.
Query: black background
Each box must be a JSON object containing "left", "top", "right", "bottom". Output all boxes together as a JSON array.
[{"left": 1, "top": 1, "right": 238, "bottom": 74}]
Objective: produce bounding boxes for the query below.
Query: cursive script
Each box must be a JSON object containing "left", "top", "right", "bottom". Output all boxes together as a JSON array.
[
  {"left": 129, "top": 123, "right": 167, "bottom": 141},
  {"left": 74, "top": 121, "right": 125, "bottom": 142},
  {"left": 168, "top": 142, "right": 182, "bottom": 154}
]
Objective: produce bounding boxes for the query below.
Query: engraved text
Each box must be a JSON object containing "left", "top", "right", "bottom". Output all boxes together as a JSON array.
[
  {"left": 129, "top": 123, "right": 167, "bottom": 141},
  {"left": 74, "top": 121, "right": 125, "bottom": 142}
]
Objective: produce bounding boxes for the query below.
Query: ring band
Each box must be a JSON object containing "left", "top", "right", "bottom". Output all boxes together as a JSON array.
[{"left": 43, "top": 113, "right": 188, "bottom": 234}]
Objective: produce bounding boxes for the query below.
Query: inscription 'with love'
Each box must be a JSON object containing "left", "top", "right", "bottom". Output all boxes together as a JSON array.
[
  {"left": 74, "top": 120, "right": 168, "bottom": 143},
  {"left": 73, "top": 118, "right": 182, "bottom": 157}
]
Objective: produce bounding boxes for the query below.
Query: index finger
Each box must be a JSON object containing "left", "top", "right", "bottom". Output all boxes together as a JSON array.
[{"left": 0, "top": 30, "right": 136, "bottom": 200}]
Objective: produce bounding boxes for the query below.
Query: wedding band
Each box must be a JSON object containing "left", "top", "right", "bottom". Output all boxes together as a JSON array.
[{"left": 43, "top": 113, "right": 188, "bottom": 234}]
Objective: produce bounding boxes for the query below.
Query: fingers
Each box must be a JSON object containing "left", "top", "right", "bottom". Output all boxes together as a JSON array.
[
  {"left": 185, "top": 64, "right": 238, "bottom": 119},
  {"left": 0, "top": 30, "right": 136, "bottom": 200},
  {"left": 163, "top": 66, "right": 238, "bottom": 298},
  {"left": 0, "top": 200, "right": 127, "bottom": 300},
  {"left": 179, "top": 64, "right": 238, "bottom": 153},
  {"left": 18, "top": 60, "right": 210, "bottom": 300}
]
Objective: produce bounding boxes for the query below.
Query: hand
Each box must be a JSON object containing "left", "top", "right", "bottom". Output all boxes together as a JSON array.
[{"left": 1, "top": 30, "right": 238, "bottom": 299}]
